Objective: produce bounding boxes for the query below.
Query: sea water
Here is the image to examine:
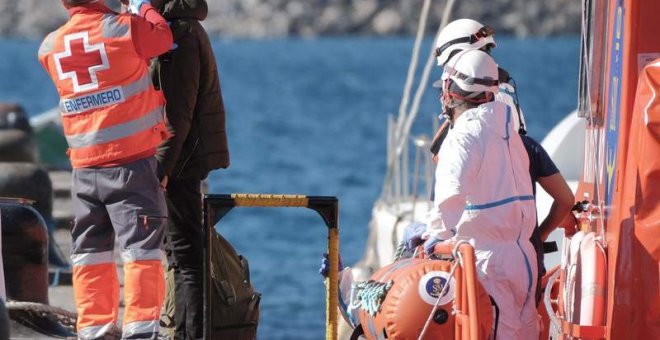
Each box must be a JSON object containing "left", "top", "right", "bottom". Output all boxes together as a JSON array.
[{"left": 0, "top": 36, "right": 578, "bottom": 339}]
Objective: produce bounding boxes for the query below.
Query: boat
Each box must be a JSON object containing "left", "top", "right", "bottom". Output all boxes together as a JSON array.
[
  {"left": 546, "top": 0, "right": 660, "bottom": 338},
  {"left": 349, "top": 0, "right": 659, "bottom": 339}
]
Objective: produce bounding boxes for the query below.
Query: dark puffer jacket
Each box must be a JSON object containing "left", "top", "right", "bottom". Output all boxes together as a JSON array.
[{"left": 153, "top": 0, "right": 229, "bottom": 179}]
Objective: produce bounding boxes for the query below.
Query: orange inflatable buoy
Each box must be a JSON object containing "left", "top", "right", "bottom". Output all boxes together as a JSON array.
[{"left": 357, "top": 258, "right": 493, "bottom": 340}]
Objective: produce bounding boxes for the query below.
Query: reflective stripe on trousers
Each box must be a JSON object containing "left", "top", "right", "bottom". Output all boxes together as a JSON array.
[
  {"left": 123, "top": 260, "right": 165, "bottom": 337},
  {"left": 73, "top": 262, "right": 120, "bottom": 339},
  {"left": 73, "top": 258, "right": 164, "bottom": 339}
]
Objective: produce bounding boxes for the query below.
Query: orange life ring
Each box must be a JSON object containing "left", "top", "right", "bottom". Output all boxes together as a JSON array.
[
  {"left": 577, "top": 232, "right": 606, "bottom": 326},
  {"left": 557, "top": 231, "right": 607, "bottom": 338},
  {"left": 563, "top": 231, "right": 586, "bottom": 322},
  {"left": 538, "top": 265, "right": 561, "bottom": 340}
]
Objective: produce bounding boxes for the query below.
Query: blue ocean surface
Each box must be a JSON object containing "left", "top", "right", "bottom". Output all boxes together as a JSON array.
[{"left": 0, "top": 36, "right": 578, "bottom": 339}]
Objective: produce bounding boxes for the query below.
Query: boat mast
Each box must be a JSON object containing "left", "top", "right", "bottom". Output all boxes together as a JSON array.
[{"left": 382, "top": 0, "right": 458, "bottom": 203}]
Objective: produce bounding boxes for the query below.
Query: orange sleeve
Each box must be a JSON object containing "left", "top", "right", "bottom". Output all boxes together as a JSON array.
[{"left": 130, "top": 4, "right": 173, "bottom": 59}]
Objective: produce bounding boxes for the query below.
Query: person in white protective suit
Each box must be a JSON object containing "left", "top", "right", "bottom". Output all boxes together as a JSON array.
[
  {"left": 431, "top": 17, "right": 575, "bottom": 307},
  {"left": 408, "top": 18, "right": 530, "bottom": 242},
  {"left": 423, "top": 49, "right": 539, "bottom": 339}
]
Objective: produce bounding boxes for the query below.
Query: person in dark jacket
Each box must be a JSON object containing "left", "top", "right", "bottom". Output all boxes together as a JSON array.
[{"left": 151, "top": 0, "right": 229, "bottom": 338}]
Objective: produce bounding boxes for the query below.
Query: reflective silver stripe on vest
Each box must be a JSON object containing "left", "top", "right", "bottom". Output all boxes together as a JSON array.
[
  {"left": 121, "top": 249, "right": 162, "bottom": 263},
  {"left": 66, "top": 106, "right": 164, "bottom": 149},
  {"left": 123, "top": 320, "right": 159, "bottom": 337},
  {"left": 102, "top": 14, "right": 129, "bottom": 38},
  {"left": 38, "top": 31, "right": 56, "bottom": 57},
  {"left": 71, "top": 250, "right": 114, "bottom": 266},
  {"left": 59, "top": 74, "right": 152, "bottom": 115},
  {"left": 60, "top": 86, "right": 125, "bottom": 115},
  {"left": 78, "top": 323, "right": 116, "bottom": 340}
]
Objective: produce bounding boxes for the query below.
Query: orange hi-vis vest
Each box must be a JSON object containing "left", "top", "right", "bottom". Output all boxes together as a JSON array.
[{"left": 39, "top": 11, "right": 170, "bottom": 168}]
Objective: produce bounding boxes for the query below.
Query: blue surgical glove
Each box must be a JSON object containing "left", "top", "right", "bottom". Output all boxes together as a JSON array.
[
  {"left": 402, "top": 221, "right": 427, "bottom": 251},
  {"left": 128, "top": 0, "right": 151, "bottom": 14},
  {"left": 423, "top": 237, "right": 446, "bottom": 255},
  {"left": 319, "top": 252, "right": 344, "bottom": 278}
]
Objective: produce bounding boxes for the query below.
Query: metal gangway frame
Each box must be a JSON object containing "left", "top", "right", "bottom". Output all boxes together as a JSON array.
[{"left": 202, "top": 194, "right": 340, "bottom": 340}]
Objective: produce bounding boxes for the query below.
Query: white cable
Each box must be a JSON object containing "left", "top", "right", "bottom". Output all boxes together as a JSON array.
[{"left": 397, "top": 0, "right": 458, "bottom": 159}]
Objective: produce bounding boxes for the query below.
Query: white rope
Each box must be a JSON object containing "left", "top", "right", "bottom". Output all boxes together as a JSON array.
[
  {"left": 396, "top": 0, "right": 433, "bottom": 131},
  {"left": 395, "top": 0, "right": 458, "bottom": 159},
  {"left": 383, "top": 0, "right": 434, "bottom": 198},
  {"left": 354, "top": 280, "right": 395, "bottom": 316},
  {"left": 543, "top": 268, "right": 562, "bottom": 338},
  {"left": 393, "top": 241, "right": 408, "bottom": 262},
  {"left": 579, "top": 0, "right": 608, "bottom": 239},
  {"left": 382, "top": 0, "right": 459, "bottom": 199}
]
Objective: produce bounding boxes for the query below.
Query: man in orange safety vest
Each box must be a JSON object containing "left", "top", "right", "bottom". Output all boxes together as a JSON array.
[{"left": 38, "top": 0, "right": 173, "bottom": 338}]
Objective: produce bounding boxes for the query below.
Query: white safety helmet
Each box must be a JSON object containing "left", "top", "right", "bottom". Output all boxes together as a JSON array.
[
  {"left": 435, "top": 19, "right": 496, "bottom": 66},
  {"left": 439, "top": 49, "right": 499, "bottom": 95}
]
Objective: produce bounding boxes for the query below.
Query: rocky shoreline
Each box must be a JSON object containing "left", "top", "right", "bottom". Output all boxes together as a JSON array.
[{"left": 0, "top": 0, "right": 581, "bottom": 39}]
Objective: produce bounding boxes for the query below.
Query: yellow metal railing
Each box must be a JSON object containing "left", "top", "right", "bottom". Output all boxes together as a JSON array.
[{"left": 203, "top": 194, "right": 339, "bottom": 340}]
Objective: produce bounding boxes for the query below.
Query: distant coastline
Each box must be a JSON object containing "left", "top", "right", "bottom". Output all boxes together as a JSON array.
[{"left": 0, "top": 0, "right": 581, "bottom": 39}]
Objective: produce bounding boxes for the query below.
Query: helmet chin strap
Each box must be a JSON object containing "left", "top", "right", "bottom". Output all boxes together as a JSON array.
[
  {"left": 441, "top": 108, "right": 454, "bottom": 124},
  {"left": 441, "top": 92, "right": 463, "bottom": 124},
  {"left": 443, "top": 79, "right": 494, "bottom": 105},
  {"left": 441, "top": 80, "right": 457, "bottom": 123}
]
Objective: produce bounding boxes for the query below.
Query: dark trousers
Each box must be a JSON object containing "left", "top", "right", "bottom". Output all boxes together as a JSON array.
[
  {"left": 164, "top": 177, "right": 203, "bottom": 340},
  {"left": 530, "top": 227, "right": 545, "bottom": 306}
]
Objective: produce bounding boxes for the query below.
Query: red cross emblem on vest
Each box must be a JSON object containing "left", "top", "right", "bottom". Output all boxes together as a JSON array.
[{"left": 54, "top": 31, "right": 110, "bottom": 93}]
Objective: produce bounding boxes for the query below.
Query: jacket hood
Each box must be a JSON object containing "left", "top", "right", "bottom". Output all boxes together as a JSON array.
[
  {"left": 160, "top": 0, "right": 208, "bottom": 21},
  {"left": 457, "top": 101, "right": 511, "bottom": 139}
]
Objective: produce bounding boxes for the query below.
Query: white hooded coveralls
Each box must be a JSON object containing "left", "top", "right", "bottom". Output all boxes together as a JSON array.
[
  {"left": 425, "top": 100, "right": 539, "bottom": 339},
  {"left": 496, "top": 81, "right": 526, "bottom": 132}
]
